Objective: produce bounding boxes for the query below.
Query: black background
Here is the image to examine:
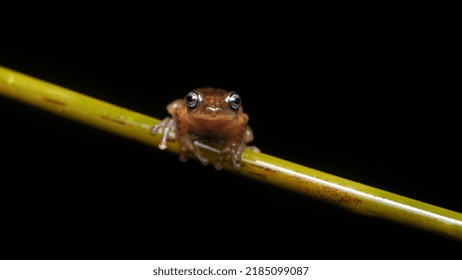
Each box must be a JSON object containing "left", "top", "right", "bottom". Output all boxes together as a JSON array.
[{"left": 1, "top": 2, "right": 461, "bottom": 259}]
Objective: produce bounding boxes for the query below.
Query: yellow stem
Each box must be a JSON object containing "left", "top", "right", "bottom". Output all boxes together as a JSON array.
[{"left": 1, "top": 65, "right": 461, "bottom": 241}]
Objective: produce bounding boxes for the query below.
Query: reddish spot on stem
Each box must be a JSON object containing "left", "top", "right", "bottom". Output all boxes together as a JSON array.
[
  {"left": 247, "top": 171, "right": 267, "bottom": 180},
  {"left": 43, "top": 97, "right": 66, "bottom": 106},
  {"left": 322, "top": 187, "right": 363, "bottom": 205},
  {"left": 100, "top": 115, "right": 126, "bottom": 125}
]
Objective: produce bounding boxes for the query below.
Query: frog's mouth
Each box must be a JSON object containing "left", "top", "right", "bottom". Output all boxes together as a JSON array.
[
  {"left": 190, "top": 106, "right": 237, "bottom": 120},
  {"left": 206, "top": 106, "right": 221, "bottom": 112},
  {"left": 193, "top": 112, "right": 237, "bottom": 121}
]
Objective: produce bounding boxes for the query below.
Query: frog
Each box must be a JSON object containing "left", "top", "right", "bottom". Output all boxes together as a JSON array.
[{"left": 151, "top": 87, "right": 257, "bottom": 170}]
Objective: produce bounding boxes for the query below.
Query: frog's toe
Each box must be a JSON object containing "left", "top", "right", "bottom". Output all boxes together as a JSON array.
[
  {"left": 151, "top": 124, "right": 162, "bottom": 135},
  {"left": 247, "top": 145, "right": 260, "bottom": 153},
  {"left": 214, "top": 160, "right": 223, "bottom": 170},
  {"left": 179, "top": 153, "right": 188, "bottom": 162},
  {"left": 232, "top": 160, "right": 241, "bottom": 171},
  {"left": 198, "top": 156, "right": 209, "bottom": 166}
]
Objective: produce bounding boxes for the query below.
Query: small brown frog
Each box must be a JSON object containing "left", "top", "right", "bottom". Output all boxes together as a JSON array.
[{"left": 151, "top": 87, "right": 257, "bottom": 170}]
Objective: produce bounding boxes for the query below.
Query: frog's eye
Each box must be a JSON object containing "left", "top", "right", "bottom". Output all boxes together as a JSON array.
[
  {"left": 185, "top": 91, "right": 201, "bottom": 110},
  {"left": 226, "top": 92, "right": 241, "bottom": 111}
]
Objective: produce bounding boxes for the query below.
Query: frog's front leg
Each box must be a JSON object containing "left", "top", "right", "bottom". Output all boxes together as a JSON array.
[
  {"left": 151, "top": 100, "right": 185, "bottom": 149},
  {"left": 151, "top": 117, "right": 177, "bottom": 150},
  {"left": 214, "top": 127, "right": 248, "bottom": 171},
  {"left": 214, "top": 141, "right": 246, "bottom": 171},
  {"left": 175, "top": 110, "right": 209, "bottom": 166},
  {"left": 176, "top": 134, "right": 209, "bottom": 165},
  {"left": 214, "top": 125, "right": 258, "bottom": 170}
]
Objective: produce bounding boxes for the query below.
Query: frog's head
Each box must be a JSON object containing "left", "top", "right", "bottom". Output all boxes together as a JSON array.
[{"left": 184, "top": 87, "right": 243, "bottom": 120}]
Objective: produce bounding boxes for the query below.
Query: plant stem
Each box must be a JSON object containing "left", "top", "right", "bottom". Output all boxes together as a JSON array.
[{"left": 1, "top": 65, "right": 461, "bottom": 241}]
